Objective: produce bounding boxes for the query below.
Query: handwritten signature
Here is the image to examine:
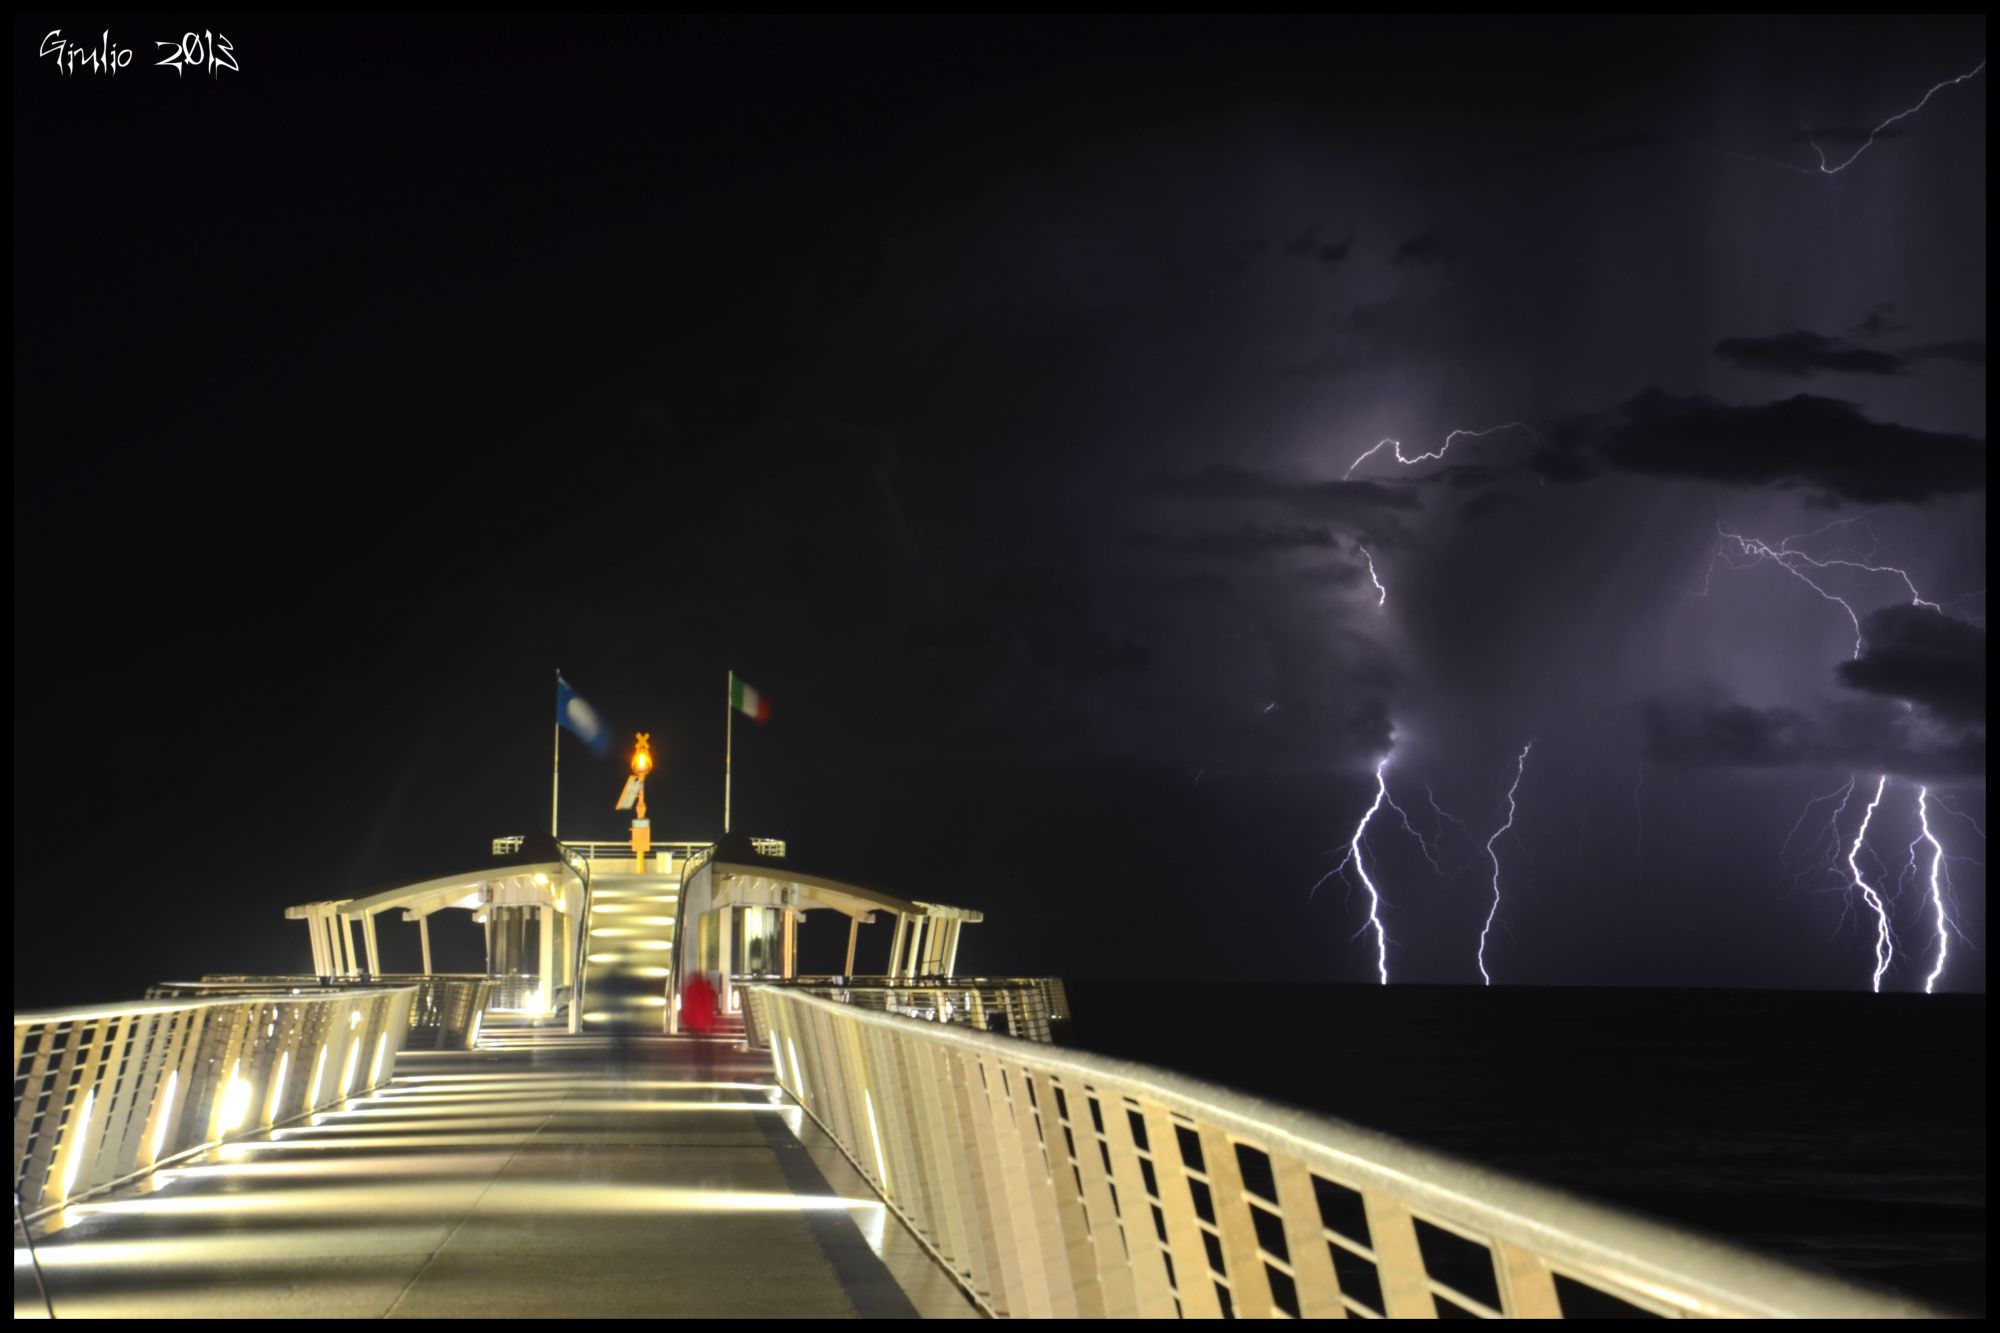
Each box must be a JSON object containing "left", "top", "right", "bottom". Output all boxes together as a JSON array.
[{"left": 39, "top": 29, "right": 238, "bottom": 77}]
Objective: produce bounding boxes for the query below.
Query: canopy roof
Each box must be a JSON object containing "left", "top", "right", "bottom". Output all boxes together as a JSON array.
[{"left": 707, "top": 861, "right": 982, "bottom": 922}]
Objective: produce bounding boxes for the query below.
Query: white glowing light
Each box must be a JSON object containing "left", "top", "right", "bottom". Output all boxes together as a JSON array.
[
  {"left": 1847, "top": 776, "right": 1895, "bottom": 993},
  {"left": 1359, "top": 545, "right": 1387, "bottom": 607},
  {"left": 1478, "top": 742, "right": 1535, "bottom": 987},
  {"left": 1809, "top": 60, "right": 1988, "bottom": 175},
  {"left": 1915, "top": 787, "right": 1951, "bottom": 994},
  {"left": 150, "top": 1070, "right": 180, "bottom": 1162},
  {"left": 1712, "top": 523, "right": 1941, "bottom": 660},
  {"left": 864, "top": 1088, "right": 890, "bottom": 1187},
  {"left": 61, "top": 1087, "right": 98, "bottom": 1198},
  {"left": 1310, "top": 756, "right": 1393, "bottom": 985},
  {"left": 1344, "top": 421, "right": 1537, "bottom": 478},
  {"left": 369, "top": 1032, "right": 390, "bottom": 1089},
  {"left": 265, "top": 1051, "right": 291, "bottom": 1126},
  {"left": 218, "top": 1063, "right": 253, "bottom": 1134}
]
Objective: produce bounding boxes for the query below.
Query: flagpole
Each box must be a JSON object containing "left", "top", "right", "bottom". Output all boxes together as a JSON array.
[
  {"left": 551, "top": 668, "right": 561, "bottom": 839},
  {"left": 724, "top": 669, "right": 735, "bottom": 835}
]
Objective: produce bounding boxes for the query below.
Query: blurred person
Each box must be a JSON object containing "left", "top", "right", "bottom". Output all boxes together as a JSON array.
[{"left": 681, "top": 971, "right": 718, "bottom": 1083}]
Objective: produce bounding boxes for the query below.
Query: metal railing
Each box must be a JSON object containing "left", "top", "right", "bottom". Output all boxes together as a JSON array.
[
  {"left": 481, "top": 972, "right": 547, "bottom": 1013},
  {"left": 744, "top": 987, "right": 1944, "bottom": 1320},
  {"left": 562, "top": 839, "right": 713, "bottom": 871},
  {"left": 150, "top": 975, "right": 494, "bottom": 1050},
  {"left": 745, "top": 976, "right": 1069, "bottom": 1044},
  {"left": 13, "top": 988, "right": 415, "bottom": 1220}
]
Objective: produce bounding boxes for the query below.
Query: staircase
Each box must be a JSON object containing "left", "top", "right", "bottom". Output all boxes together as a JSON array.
[{"left": 575, "top": 864, "right": 682, "bottom": 1031}]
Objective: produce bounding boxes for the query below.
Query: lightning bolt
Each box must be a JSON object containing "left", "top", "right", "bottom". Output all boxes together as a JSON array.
[
  {"left": 1782, "top": 776, "right": 1857, "bottom": 883},
  {"left": 1808, "top": 59, "right": 1988, "bottom": 175},
  {"left": 1426, "top": 783, "right": 1479, "bottom": 851},
  {"left": 1344, "top": 421, "right": 1538, "bottom": 478},
  {"left": 1715, "top": 59, "right": 1988, "bottom": 177},
  {"left": 1359, "top": 545, "right": 1388, "bottom": 607},
  {"left": 1382, "top": 784, "right": 1450, "bottom": 875},
  {"left": 1929, "top": 792, "right": 1987, "bottom": 842},
  {"left": 1845, "top": 776, "right": 1895, "bottom": 993},
  {"left": 1310, "top": 756, "right": 1393, "bottom": 985},
  {"left": 1914, "top": 787, "right": 1952, "bottom": 994},
  {"left": 1712, "top": 522, "right": 1942, "bottom": 658},
  {"left": 1477, "top": 741, "right": 1534, "bottom": 986}
]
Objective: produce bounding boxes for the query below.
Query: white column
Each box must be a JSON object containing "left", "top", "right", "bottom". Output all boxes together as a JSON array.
[
  {"left": 887, "top": 914, "right": 909, "bottom": 976},
  {"left": 906, "top": 917, "right": 927, "bottom": 978},
  {"left": 537, "top": 904, "right": 554, "bottom": 1013},
  {"left": 362, "top": 911, "right": 382, "bottom": 977},
  {"left": 844, "top": 915, "right": 860, "bottom": 977},
  {"left": 944, "top": 920, "right": 963, "bottom": 978},
  {"left": 307, "top": 913, "right": 327, "bottom": 976},
  {"left": 419, "top": 915, "right": 433, "bottom": 974},
  {"left": 717, "top": 907, "right": 734, "bottom": 1013},
  {"left": 781, "top": 909, "right": 797, "bottom": 980}
]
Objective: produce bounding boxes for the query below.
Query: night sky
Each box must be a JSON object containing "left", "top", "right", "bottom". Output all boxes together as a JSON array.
[{"left": 15, "top": 17, "right": 1987, "bottom": 1006}]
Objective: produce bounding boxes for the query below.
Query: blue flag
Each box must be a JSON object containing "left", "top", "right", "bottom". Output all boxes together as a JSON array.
[{"left": 556, "top": 676, "right": 611, "bottom": 757}]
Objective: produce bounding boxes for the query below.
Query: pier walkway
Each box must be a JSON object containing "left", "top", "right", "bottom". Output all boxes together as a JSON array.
[{"left": 13, "top": 1032, "right": 975, "bottom": 1319}]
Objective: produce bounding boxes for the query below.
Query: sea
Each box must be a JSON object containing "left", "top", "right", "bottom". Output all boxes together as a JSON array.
[{"left": 1056, "top": 983, "right": 1985, "bottom": 1315}]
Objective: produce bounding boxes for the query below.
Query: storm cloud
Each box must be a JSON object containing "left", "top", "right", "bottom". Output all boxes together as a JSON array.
[
  {"left": 1838, "top": 606, "right": 1987, "bottom": 724},
  {"left": 1536, "top": 389, "right": 1986, "bottom": 503},
  {"left": 1713, "top": 331, "right": 1906, "bottom": 377},
  {"left": 1642, "top": 686, "right": 1985, "bottom": 781}
]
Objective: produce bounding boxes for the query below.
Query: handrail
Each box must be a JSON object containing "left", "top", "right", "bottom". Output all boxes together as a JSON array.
[
  {"left": 152, "top": 975, "right": 495, "bottom": 1050},
  {"left": 748, "top": 976, "right": 1070, "bottom": 1043},
  {"left": 14, "top": 987, "right": 416, "bottom": 1220},
  {"left": 745, "top": 986, "right": 1945, "bottom": 1320}
]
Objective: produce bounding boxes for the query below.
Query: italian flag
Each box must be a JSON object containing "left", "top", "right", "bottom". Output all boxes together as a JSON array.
[{"left": 731, "top": 675, "right": 772, "bottom": 723}]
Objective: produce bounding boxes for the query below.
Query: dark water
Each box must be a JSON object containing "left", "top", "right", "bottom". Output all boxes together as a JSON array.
[{"left": 1057, "top": 983, "right": 1985, "bottom": 1315}]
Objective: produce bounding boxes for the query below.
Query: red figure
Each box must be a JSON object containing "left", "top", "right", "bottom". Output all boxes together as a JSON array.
[{"left": 681, "top": 973, "right": 717, "bottom": 1035}]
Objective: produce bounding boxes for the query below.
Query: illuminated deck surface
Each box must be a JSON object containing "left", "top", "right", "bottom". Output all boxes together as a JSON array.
[{"left": 14, "top": 1035, "right": 976, "bottom": 1319}]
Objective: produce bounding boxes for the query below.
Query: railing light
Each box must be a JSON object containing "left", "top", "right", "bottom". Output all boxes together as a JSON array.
[
  {"left": 265, "top": 1051, "right": 291, "bottom": 1125},
  {"left": 218, "top": 1062, "right": 252, "bottom": 1133},
  {"left": 61, "top": 1087, "right": 98, "bottom": 1199},
  {"left": 150, "top": 1070, "right": 180, "bottom": 1162},
  {"left": 864, "top": 1088, "right": 889, "bottom": 1188}
]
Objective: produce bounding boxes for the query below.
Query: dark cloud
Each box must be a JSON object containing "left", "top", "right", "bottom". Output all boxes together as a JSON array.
[
  {"left": 1642, "top": 685, "right": 1984, "bottom": 780},
  {"left": 1852, "top": 303, "right": 1907, "bottom": 340},
  {"left": 1141, "top": 465, "right": 1420, "bottom": 513},
  {"left": 1905, "top": 338, "right": 1987, "bottom": 368},
  {"left": 1317, "top": 235, "right": 1353, "bottom": 264},
  {"left": 1713, "top": 331, "right": 1906, "bottom": 377},
  {"left": 1837, "top": 606, "right": 1986, "bottom": 723},
  {"left": 1643, "top": 690, "right": 1820, "bottom": 768},
  {"left": 1390, "top": 232, "right": 1444, "bottom": 266},
  {"left": 1123, "top": 523, "right": 1342, "bottom": 560},
  {"left": 1535, "top": 389, "right": 1986, "bottom": 503}
]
